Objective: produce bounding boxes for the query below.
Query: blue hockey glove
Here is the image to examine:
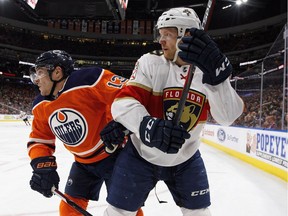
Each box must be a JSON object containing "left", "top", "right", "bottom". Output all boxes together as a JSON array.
[
  {"left": 100, "top": 120, "right": 128, "bottom": 152},
  {"left": 30, "top": 156, "right": 59, "bottom": 198},
  {"left": 140, "top": 116, "right": 190, "bottom": 154},
  {"left": 178, "top": 28, "right": 232, "bottom": 85}
]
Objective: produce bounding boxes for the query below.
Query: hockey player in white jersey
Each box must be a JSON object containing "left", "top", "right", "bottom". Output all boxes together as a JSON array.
[
  {"left": 19, "top": 111, "right": 30, "bottom": 126},
  {"left": 100, "top": 7, "right": 244, "bottom": 216}
]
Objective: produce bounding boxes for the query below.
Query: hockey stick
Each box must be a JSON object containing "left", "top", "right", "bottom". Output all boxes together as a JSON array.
[
  {"left": 173, "top": 0, "right": 216, "bottom": 125},
  {"left": 52, "top": 186, "right": 93, "bottom": 216}
]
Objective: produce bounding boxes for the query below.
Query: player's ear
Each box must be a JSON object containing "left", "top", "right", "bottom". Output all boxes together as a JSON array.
[{"left": 54, "top": 66, "right": 64, "bottom": 81}]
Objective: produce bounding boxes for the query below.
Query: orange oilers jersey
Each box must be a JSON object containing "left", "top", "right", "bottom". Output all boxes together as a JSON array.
[{"left": 27, "top": 67, "right": 128, "bottom": 164}]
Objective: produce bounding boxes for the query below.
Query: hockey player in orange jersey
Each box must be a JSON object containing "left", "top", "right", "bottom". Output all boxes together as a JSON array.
[{"left": 27, "top": 50, "right": 143, "bottom": 216}]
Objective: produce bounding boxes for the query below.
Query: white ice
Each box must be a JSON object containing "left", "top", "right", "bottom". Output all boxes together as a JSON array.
[{"left": 0, "top": 122, "right": 287, "bottom": 216}]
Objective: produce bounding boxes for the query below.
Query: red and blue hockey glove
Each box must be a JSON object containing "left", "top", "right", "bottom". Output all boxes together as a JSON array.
[
  {"left": 100, "top": 120, "right": 128, "bottom": 152},
  {"left": 140, "top": 116, "right": 190, "bottom": 154},
  {"left": 30, "top": 156, "right": 59, "bottom": 198},
  {"left": 178, "top": 28, "right": 232, "bottom": 85}
]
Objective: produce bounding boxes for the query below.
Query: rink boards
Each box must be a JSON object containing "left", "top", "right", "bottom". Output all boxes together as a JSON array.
[
  {"left": 0, "top": 114, "right": 33, "bottom": 121},
  {"left": 201, "top": 123, "right": 287, "bottom": 181}
]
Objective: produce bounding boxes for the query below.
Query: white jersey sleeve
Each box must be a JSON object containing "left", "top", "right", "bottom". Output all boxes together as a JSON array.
[{"left": 112, "top": 52, "right": 244, "bottom": 166}]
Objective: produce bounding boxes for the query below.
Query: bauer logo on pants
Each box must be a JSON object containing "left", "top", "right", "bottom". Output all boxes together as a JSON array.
[{"left": 49, "top": 108, "right": 88, "bottom": 146}]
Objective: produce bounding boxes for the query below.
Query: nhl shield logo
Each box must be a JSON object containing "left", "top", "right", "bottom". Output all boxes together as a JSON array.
[
  {"left": 49, "top": 108, "right": 88, "bottom": 146},
  {"left": 163, "top": 87, "right": 206, "bottom": 131}
]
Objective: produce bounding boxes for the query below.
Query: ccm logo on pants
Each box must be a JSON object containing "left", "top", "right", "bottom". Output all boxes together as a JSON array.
[{"left": 191, "top": 188, "right": 209, "bottom": 196}]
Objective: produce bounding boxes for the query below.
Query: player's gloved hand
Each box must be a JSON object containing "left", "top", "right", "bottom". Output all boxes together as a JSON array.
[
  {"left": 100, "top": 120, "right": 128, "bottom": 151},
  {"left": 30, "top": 156, "right": 59, "bottom": 198},
  {"left": 178, "top": 28, "right": 232, "bottom": 85},
  {"left": 139, "top": 116, "right": 190, "bottom": 154}
]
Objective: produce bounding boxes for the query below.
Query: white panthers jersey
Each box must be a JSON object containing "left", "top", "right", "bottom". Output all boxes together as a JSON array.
[{"left": 112, "top": 52, "right": 244, "bottom": 166}]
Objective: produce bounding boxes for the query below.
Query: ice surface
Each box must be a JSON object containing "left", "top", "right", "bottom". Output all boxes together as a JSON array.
[{"left": 0, "top": 122, "right": 287, "bottom": 216}]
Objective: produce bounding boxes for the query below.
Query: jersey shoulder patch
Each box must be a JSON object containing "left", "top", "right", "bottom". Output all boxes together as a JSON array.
[
  {"left": 149, "top": 49, "right": 163, "bottom": 56},
  {"left": 62, "top": 67, "right": 103, "bottom": 91},
  {"left": 32, "top": 94, "right": 50, "bottom": 108}
]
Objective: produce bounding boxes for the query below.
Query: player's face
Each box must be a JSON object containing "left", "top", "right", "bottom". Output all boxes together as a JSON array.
[
  {"left": 158, "top": 28, "right": 179, "bottom": 61},
  {"left": 33, "top": 67, "right": 54, "bottom": 96}
]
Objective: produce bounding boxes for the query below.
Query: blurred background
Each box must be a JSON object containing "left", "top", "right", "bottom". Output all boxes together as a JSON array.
[{"left": 0, "top": 0, "right": 287, "bottom": 131}]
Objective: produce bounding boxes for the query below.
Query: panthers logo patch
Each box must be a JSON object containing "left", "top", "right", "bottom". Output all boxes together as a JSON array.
[
  {"left": 49, "top": 109, "right": 88, "bottom": 146},
  {"left": 163, "top": 87, "right": 206, "bottom": 131}
]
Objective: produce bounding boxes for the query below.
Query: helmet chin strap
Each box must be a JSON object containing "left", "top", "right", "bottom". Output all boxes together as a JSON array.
[
  {"left": 46, "top": 71, "right": 67, "bottom": 100},
  {"left": 47, "top": 81, "right": 57, "bottom": 100},
  {"left": 172, "top": 38, "right": 182, "bottom": 62}
]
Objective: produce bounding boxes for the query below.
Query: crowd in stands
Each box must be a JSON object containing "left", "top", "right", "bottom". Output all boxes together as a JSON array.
[
  {"left": 0, "top": 22, "right": 285, "bottom": 77},
  {"left": 215, "top": 25, "right": 282, "bottom": 53},
  {"left": 205, "top": 60, "right": 286, "bottom": 131},
  {"left": 0, "top": 25, "right": 159, "bottom": 60},
  {"left": 0, "top": 19, "right": 286, "bottom": 130},
  {"left": 1, "top": 77, "right": 287, "bottom": 131},
  {"left": 0, "top": 81, "right": 37, "bottom": 115},
  {"left": 233, "top": 86, "right": 287, "bottom": 130}
]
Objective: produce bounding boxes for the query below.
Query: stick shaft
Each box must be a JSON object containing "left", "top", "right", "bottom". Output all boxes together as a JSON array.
[
  {"left": 173, "top": 0, "right": 215, "bottom": 125},
  {"left": 202, "top": 0, "right": 216, "bottom": 31},
  {"left": 173, "top": 65, "right": 195, "bottom": 125},
  {"left": 52, "top": 186, "right": 93, "bottom": 216}
]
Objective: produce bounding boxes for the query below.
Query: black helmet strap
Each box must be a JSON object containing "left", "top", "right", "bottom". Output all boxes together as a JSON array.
[{"left": 46, "top": 67, "right": 68, "bottom": 100}]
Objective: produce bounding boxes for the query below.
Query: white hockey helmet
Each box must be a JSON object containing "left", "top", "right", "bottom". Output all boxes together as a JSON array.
[
  {"left": 154, "top": 7, "right": 201, "bottom": 62},
  {"left": 155, "top": 7, "right": 201, "bottom": 39}
]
